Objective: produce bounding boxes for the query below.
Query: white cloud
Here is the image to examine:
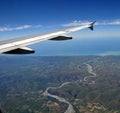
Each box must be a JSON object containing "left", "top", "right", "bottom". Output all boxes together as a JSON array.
[
  {"left": 96, "top": 20, "right": 120, "bottom": 25},
  {"left": 0, "top": 25, "right": 32, "bottom": 32},
  {"left": 62, "top": 19, "right": 120, "bottom": 27},
  {"left": 15, "top": 25, "right": 32, "bottom": 30},
  {"left": 1, "top": 20, "right": 120, "bottom": 32},
  {"left": 62, "top": 20, "right": 91, "bottom": 27},
  {"left": 0, "top": 24, "right": 42, "bottom": 32}
]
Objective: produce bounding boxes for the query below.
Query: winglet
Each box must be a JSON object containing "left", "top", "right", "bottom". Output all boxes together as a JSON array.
[{"left": 88, "top": 21, "right": 96, "bottom": 31}]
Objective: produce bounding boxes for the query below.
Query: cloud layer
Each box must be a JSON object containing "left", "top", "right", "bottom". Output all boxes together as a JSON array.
[
  {"left": 97, "top": 20, "right": 120, "bottom": 25},
  {"left": 0, "top": 19, "right": 120, "bottom": 32},
  {"left": 0, "top": 24, "right": 42, "bottom": 32},
  {"left": 62, "top": 19, "right": 120, "bottom": 27},
  {"left": 62, "top": 20, "right": 90, "bottom": 27},
  {"left": 0, "top": 25, "right": 32, "bottom": 32}
]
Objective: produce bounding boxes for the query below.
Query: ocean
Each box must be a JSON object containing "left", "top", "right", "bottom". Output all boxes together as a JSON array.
[{"left": 29, "top": 37, "right": 120, "bottom": 56}]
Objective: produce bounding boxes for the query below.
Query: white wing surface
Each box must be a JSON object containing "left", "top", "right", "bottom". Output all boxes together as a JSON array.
[{"left": 0, "top": 21, "right": 96, "bottom": 54}]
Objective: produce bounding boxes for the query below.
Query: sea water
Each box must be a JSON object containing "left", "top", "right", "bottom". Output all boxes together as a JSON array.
[{"left": 29, "top": 37, "right": 120, "bottom": 56}]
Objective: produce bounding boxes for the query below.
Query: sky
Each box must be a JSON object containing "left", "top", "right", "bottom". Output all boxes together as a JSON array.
[{"left": 0, "top": 0, "right": 120, "bottom": 55}]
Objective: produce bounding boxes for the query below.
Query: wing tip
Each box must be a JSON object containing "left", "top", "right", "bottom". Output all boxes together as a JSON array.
[{"left": 88, "top": 21, "right": 96, "bottom": 31}]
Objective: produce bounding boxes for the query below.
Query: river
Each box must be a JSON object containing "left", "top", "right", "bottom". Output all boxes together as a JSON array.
[{"left": 43, "top": 62, "right": 97, "bottom": 113}]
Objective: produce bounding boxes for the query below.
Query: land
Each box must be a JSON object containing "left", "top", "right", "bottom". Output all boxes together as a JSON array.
[{"left": 0, "top": 56, "right": 120, "bottom": 113}]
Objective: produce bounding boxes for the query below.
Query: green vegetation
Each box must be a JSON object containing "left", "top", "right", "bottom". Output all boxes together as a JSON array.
[{"left": 0, "top": 56, "right": 120, "bottom": 113}]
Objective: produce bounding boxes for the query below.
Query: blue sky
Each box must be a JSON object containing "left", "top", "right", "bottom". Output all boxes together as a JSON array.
[
  {"left": 0, "top": 0, "right": 120, "bottom": 37},
  {"left": 0, "top": 0, "right": 120, "bottom": 55},
  {"left": 0, "top": 0, "right": 119, "bottom": 24}
]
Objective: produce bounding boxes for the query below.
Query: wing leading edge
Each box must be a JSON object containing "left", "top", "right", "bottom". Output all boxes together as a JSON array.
[{"left": 0, "top": 21, "right": 96, "bottom": 54}]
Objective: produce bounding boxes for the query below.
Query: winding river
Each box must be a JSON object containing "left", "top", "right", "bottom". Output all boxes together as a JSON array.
[{"left": 43, "top": 62, "right": 97, "bottom": 113}]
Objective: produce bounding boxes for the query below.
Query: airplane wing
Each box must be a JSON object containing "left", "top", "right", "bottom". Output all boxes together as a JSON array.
[{"left": 0, "top": 21, "right": 96, "bottom": 54}]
